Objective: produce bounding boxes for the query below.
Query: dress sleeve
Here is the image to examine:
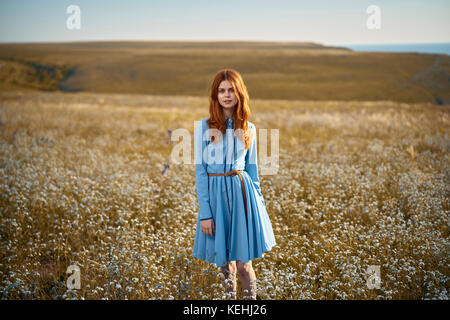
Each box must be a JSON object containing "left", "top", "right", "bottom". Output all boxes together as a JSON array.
[
  {"left": 194, "top": 120, "right": 213, "bottom": 221},
  {"left": 245, "top": 124, "right": 266, "bottom": 207}
]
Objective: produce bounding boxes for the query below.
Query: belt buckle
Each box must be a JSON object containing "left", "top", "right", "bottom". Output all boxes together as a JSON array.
[{"left": 227, "top": 170, "right": 238, "bottom": 177}]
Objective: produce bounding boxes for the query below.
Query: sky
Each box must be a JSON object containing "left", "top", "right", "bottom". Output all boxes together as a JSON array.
[{"left": 0, "top": 0, "right": 449, "bottom": 46}]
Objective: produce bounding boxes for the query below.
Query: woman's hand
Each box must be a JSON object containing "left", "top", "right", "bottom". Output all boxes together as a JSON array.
[{"left": 201, "top": 218, "right": 215, "bottom": 237}]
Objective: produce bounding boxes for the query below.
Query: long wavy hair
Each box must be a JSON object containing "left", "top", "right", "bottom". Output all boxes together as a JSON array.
[{"left": 206, "top": 69, "right": 253, "bottom": 150}]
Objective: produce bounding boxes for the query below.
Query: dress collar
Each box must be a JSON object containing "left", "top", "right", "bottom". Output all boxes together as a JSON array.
[{"left": 225, "top": 116, "right": 233, "bottom": 128}]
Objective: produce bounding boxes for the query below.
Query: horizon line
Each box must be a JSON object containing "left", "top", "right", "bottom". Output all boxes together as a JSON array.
[{"left": 0, "top": 39, "right": 449, "bottom": 46}]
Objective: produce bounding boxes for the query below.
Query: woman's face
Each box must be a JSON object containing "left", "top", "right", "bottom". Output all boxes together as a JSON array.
[{"left": 218, "top": 80, "right": 238, "bottom": 110}]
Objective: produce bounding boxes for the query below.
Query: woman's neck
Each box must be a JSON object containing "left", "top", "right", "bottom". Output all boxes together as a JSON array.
[{"left": 223, "top": 108, "right": 235, "bottom": 119}]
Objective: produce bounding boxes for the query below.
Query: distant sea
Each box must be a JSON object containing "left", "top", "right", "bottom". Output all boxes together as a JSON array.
[{"left": 343, "top": 42, "right": 450, "bottom": 55}]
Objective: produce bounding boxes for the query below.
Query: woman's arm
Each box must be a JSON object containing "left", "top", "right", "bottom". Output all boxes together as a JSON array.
[
  {"left": 194, "top": 120, "right": 213, "bottom": 221},
  {"left": 245, "top": 124, "right": 266, "bottom": 207}
]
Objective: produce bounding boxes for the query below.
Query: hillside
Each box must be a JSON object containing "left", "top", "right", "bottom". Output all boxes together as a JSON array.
[{"left": 0, "top": 41, "right": 449, "bottom": 104}]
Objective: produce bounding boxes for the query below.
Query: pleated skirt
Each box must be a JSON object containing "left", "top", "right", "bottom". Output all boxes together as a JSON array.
[{"left": 192, "top": 171, "right": 276, "bottom": 267}]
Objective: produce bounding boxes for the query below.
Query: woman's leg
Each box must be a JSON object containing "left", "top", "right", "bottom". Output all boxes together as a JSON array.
[
  {"left": 236, "top": 260, "right": 257, "bottom": 299},
  {"left": 219, "top": 261, "right": 237, "bottom": 299}
]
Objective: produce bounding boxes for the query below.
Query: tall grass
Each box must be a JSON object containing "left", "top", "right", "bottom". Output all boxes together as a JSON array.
[{"left": 0, "top": 91, "right": 448, "bottom": 299}]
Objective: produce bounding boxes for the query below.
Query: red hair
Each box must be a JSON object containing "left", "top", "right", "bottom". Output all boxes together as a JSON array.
[{"left": 206, "top": 69, "right": 253, "bottom": 150}]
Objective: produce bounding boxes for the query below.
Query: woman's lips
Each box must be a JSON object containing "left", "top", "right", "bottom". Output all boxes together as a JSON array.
[{"left": 224, "top": 100, "right": 232, "bottom": 103}]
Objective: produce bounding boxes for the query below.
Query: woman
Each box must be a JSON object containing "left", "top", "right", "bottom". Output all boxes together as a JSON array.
[{"left": 192, "top": 69, "right": 276, "bottom": 300}]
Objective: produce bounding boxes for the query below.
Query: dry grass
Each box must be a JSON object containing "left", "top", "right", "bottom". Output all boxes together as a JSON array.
[
  {"left": 0, "top": 91, "right": 448, "bottom": 300},
  {"left": 1, "top": 41, "right": 449, "bottom": 104}
]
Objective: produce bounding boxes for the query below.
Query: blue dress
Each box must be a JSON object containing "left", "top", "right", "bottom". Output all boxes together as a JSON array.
[{"left": 192, "top": 116, "right": 276, "bottom": 267}]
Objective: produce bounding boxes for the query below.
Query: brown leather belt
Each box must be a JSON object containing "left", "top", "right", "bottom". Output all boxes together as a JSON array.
[{"left": 208, "top": 169, "right": 248, "bottom": 222}]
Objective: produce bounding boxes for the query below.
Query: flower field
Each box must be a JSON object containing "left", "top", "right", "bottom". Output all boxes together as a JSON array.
[{"left": 0, "top": 91, "right": 448, "bottom": 299}]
